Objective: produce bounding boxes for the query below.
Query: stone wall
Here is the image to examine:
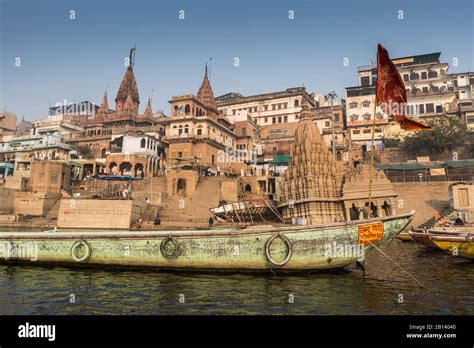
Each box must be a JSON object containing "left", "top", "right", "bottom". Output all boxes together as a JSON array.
[
  {"left": 57, "top": 199, "right": 146, "bottom": 229},
  {"left": 220, "top": 180, "right": 238, "bottom": 202},
  {"left": 13, "top": 192, "right": 61, "bottom": 216},
  {"left": 0, "top": 188, "right": 15, "bottom": 213},
  {"left": 392, "top": 182, "right": 451, "bottom": 227}
]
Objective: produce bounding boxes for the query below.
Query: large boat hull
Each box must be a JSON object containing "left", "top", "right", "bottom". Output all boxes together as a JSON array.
[{"left": 0, "top": 213, "right": 413, "bottom": 272}]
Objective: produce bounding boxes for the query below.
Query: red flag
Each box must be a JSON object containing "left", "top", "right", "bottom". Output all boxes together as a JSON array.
[{"left": 376, "top": 44, "right": 431, "bottom": 131}]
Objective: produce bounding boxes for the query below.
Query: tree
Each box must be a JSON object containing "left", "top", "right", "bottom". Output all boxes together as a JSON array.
[
  {"left": 76, "top": 145, "right": 93, "bottom": 159},
  {"left": 401, "top": 117, "right": 472, "bottom": 156},
  {"left": 381, "top": 137, "right": 401, "bottom": 148}
]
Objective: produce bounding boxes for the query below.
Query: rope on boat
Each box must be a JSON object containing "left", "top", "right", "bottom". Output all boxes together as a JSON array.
[{"left": 367, "top": 239, "right": 425, "bottom": 288}]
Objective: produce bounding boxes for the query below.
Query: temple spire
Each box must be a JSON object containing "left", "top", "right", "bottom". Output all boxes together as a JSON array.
[
  {"left": 97, "top": 90, "right": 109, "bottom": 115},
  {"left": 115, "top": 48, "right": 139, "bottom": 112},
  {"left": 144, "top": 97, "right": 153, "bottom": 118},
  {"left": 197, "top": 63, "right": 217, "bottom": 110},
  {"left": 299, "top": 96, "right": 312, "bottom": 121}
]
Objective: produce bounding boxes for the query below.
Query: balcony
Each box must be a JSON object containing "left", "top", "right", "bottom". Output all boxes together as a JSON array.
[{"left": 347, "top": 119, "right": 388, "bottom": 127}]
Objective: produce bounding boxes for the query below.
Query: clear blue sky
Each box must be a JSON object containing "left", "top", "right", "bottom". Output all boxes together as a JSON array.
[{"left": 1, "top": 0, "right": 473, "bottom": 120}]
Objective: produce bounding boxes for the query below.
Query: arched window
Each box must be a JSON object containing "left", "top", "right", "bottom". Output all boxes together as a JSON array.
[
  {"left": 140, "top": 138, "right": 146, "bottom": 148},
  {"left": 185, "top": 104, "right": 191, "bottom": 115},
  {"left": 428, "top": 70, "right": 438, "bottom": 78},
  {"left": 184, "top": 125, "right": 189, "bottom": 134}
]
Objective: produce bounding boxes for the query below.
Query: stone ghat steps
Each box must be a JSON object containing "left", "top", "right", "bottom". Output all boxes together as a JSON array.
[
  {"left": 392, "top": 182, "right": 450, "bottom": 228},
  {"left": 156, "top": 177, "right": 223, "bottom": 225}
]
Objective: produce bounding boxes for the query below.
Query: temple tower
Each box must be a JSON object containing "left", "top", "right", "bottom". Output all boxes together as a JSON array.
[
  {"left": 279, "top": 98, "right": 345, "bottom": 224},
  {"left": 115, "top": 48, "right": 139, "bottom": 114}
]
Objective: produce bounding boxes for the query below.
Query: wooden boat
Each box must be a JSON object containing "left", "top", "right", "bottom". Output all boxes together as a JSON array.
[
  {"left": 431, "top": 234, "right": 474, "bottom": 261},
  {"left": 0, "top": 211, "right": 414, "bottom": 272},
  {"left": 396, "top": 230, "right": 413, "bottom": 242},
  {"left": 408, "top": 228, "right": 471, "bottom": 249}
]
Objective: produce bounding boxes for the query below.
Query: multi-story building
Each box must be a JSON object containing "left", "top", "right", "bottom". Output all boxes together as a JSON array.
[
  {"left": 231, "top": 111, "right": 262, "bottom": 161},
  {"left": 164, "top": 66, "right": 237, "bottom": 169},
  {"left": 107, "top": 131, "right": 164, "bottom": 178},
  {"left": 345, "top": 52, "right": 469, "bottom": 151},
  {"left": 216, "top": 87, "right": 315, "bottom": 158},
  {"left": 0, "top": 111, "right": 17, "bottom": 135},
  {"left": 0, "top": 133, "right": 73, "bottom": 162},
  {"left": 311, "top": 98, "right": 350, "bottom": 162}
]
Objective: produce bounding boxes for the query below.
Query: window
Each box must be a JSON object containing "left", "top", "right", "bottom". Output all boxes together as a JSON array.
[
  {"left": 254, "top": 107, "right": 258, "bottom": 112},
  {"left": 278, "top": 104, "right": 282, "bottom": 110},
  {"left": 325, "top": 121, "right": 330, "bottom": 127},
  {"left": 272, "top": 117, "right": 276, "bottom": 124},
  {"left": 294, "top": 99, "right": 299, "bottom": 107},
  {"left": 283, "top": 103, "right": 288, "bottom": 109},
  {"left": 361, "top": 76, "right": 370, "bottom": 86},
  {"left": 435, "top": 105, "right": 442, "bottom": 113},
  {"left": 375, "top": 128, "right": 382, "bottom": 133},
  {"left": 352, "top": 130, "right": 360, "bottom": 135},
  {"left": 422, "top": 87, "right": 429, "bottom": 93},
  {"left": 264, "top": 117, "right": 268, "bottom": 123},
  {"left": 428, "top": 70, "right": 438, "bottom": 78},
  {"left": 50, "top": 173, "right": 58, "bottom": 184},
  {"left": 278, "top": 116, "right": 282, "bottom": 123},
  {"left": 363, "top": 129, "right": 371, "bottom": 134},
  {"left": 419, "top": 104, "right": 425, "bottom": 114},
  {"left": 140, "top": 138, "right": 146, "bottom": 148},
  {"left": 264, "top": 105, "right": 268, "bottom": 111},
  {"left": 426, "top": 103, "right": 434, "bottom": 113},
  {"left": 349, "top": 102, "right": 358, "bottom": 109},
  {"left": 272, "top": 104, "right": 276, "bottom": 110},
  {"left": 410, "top": 72, "right": 420, "bottom": 80},
  {"left": 242, "top": 127, "right": 247, "bottom": 136},
  {"left": 233, "top": 110, "right": 236, "bottom": 115},
  {"left": 334, "top": 114, "right": 339, "bottom": 121},
  {"left": 284, "top": 116, "right": 288, "bottom": 122},
  {"left": 197, "top": 128, "right": 202, "bottom": 136},
  {"left": 403, "top": 74, "right": 409, "bottom": 82},
  {"left": 362, "top": 101, "right": 370, "bottom": 107},
  {"left": 421, "top": 72, "right": 427, "bottom": 79}
]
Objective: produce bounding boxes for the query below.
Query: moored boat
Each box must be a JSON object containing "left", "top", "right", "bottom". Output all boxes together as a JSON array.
[
  {"left": 430, "top": 234, "right": 474, "bottom": 261},
  {"left": 396, "top": 230, "right": 413, "bottom": 242},
  {"left": 0, "top": 211, "right": 413, "bottom": 272},
  {"left": 408, "top": 228, "right": 471, "bottom": 249}
]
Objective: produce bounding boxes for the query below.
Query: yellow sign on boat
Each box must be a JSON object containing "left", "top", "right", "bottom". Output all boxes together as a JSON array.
[{"left": 358, "top": 222, "right": 384, "bottom": 245}]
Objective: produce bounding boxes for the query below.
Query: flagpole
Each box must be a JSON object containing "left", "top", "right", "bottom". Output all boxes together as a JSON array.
[
  {"left": 367, "top": 48, "right": 378, "bottom": 219},
  {"left": 367, "top": 100, "right": 377, "bottom": 219}
]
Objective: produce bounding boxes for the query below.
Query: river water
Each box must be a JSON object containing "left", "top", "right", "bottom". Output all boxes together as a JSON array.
[{"left": 0, "top": 240, "right": 473, "bottom": 315}]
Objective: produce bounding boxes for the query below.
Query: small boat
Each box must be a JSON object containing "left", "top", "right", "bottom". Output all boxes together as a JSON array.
[
  {"left": 0, "top": 211, "right": 414, "bottom": 272},
  {"left": 430, "top": 234, "right": 474, "bottom": 261},
  {"left": 396, "top": 230, "right": 413, "bottom": 242},
  {"left": 408, "top": 228, "right": 471, "bottom": 249}
]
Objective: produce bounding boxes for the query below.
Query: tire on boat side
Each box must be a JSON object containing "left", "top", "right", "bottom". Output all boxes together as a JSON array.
[
  {"left": 160, "top": 237, "right": 180, "bottom": 259},
  {"left": 70, "top": 240, "right": 92, "bottom": 262},
  {"left": 265, "top": 233, "right": 293, "bottom": 267}
]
